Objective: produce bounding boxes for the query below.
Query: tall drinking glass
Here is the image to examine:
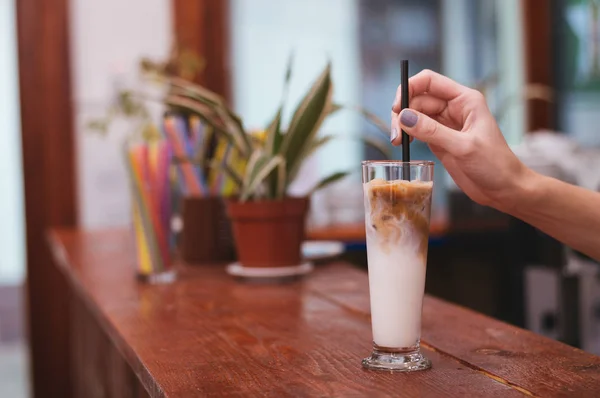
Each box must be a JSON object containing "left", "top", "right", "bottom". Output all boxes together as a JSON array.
[{"left": 361, "top": 160, "right": 434, "bottom": 371}]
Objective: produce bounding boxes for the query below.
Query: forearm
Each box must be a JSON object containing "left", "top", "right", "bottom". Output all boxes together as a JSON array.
[{"left": 508, "top": 170, "right": 600, "bottom": 261}]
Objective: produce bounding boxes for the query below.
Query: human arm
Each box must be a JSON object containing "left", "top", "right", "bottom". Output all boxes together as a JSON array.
[
  {"left": 510, "top": 170, "right": 600, "bottom": 260},
  {"left": 390, "top": 69, "right": 600, "bottom": 261}
]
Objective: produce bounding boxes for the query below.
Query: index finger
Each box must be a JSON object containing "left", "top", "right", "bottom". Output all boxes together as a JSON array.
[{"left": 392, "top": 69, "right": 468, "bottom": 113}]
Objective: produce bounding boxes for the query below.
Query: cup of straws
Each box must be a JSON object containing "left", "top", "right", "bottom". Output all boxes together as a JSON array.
[
  {"left": 163, "top": 114, "right": 240, "bottom": 264},
  {"left": 125, "top": 139, "right": 177, "bottom": 284}
]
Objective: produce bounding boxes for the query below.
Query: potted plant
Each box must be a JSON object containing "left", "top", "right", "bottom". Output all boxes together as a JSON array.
[{"left": 163, "top": 59, "right": 391, "bottom": 270}]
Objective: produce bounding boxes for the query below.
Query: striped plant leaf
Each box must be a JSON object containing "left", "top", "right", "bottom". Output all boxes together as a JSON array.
[
  {"left": 287, "top": 134, "right": 335, "bottom": 185},
  {"left": 328, "top": 103, "right": 343, "bottom": 115},
  {"left": 359, "top": 135, "right": 393, "bottom": 158},
  {"left": 330, "top": 103, "right": 389, "bottom": 134},
  {"left": 168, "top": 79, "right": 253, "bottom": 155},
  {"left": 170, "top": 76, "right": 224, "bottom": 106},
  {"left": 165, "top": 95, "right": 224, "bottom": 129},
  {"left": 283, "top": 52, "right": 294, "bottom": 94},
  {"left": 241, "top": 154, "right": 285, "bottom": 201},
  {"left": 276, "top": 161, "right": 286, "bottom": 199},
  {"left": 265, "top": 107, "right": 284, "bottom": 197},
  {"left": 265, "top": 53, "right": 294, "bottom": 167},
  {"left": 242, "top": 149, "right": 267, "bottom": 192},
  {"left": 278, "top": 63, "right": 333, "bottom": 191},
  {"left": 265, "top": 106, "right": 283, "bottom": 155},
  {"left": 165, "top": 95, "right": 248, "bottom": 154},
  {"left": 209, "top": 158, "right": 243, "bottom": 189},
  {"left": 263, "top": 54, "right": 295, "bottom": 198},
  {"left": 307, "top": 171, "right": 349, "bottom": 196},
  {"left": 215, "top": 106, "right": 252, "bottom": 156}
]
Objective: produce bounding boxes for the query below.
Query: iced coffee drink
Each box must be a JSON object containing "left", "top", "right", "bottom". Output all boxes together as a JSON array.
[{"left": 361, "top": 161, "right": 434, "bottom": 372}]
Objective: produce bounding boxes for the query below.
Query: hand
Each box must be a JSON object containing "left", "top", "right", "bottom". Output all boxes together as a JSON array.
[{"left": 390, "top": 69, "right": 531, "bottom": 212}]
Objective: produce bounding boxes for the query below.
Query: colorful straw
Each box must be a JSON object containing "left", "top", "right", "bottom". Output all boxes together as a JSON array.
[
  {"left": 124, "top": 141, "right": 174, "bottom": 276},
  {"left": 163, "top": 117, "right": 205, "bottom": 196},
  {"left": 161, "top": 114, "right": 246, "bottom": 198}
]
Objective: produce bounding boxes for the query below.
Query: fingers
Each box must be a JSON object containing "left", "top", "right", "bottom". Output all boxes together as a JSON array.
[
  {"left": 392, "top": 109, "right": 472, "bottom": 156},
  {"left": 390, "top": 110, "right": 413, "bottom": 144},
  {"left": 391, "top": 94, "right": 447, "bottom": 144},
  {"left": 392, "top": 69, "right": 471, "bottom": 113},
  {"left": 409, "top": 94, "right": 447, "bottom": 116}
]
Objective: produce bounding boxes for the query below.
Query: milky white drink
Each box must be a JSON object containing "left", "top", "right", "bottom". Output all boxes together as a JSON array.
[{"left": 363, "top": 178, "right": 433, "bottom": 349}]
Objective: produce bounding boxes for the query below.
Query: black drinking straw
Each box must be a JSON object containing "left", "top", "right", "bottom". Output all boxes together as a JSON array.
[{"left": 401, "top": 60, "right": 410, "bottom": 180}]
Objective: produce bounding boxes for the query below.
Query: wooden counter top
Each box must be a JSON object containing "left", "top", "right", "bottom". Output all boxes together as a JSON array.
[{"left": 49, "top": 228, "right": 600, "bottom": 397}]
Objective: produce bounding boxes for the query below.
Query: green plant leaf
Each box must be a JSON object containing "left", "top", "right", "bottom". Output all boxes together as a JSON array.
[
  {"left": 193, "top": 125, "right": 214, "bottom": 166},
  {"left": 165, "top": 95, "right": 243, "bottom": 151},
  {"left": 287, "top": 134, "right": 335, "bottom": 184},
  {"left": 307, "top": 171, "right": 349, "bottom": 195},
  {"left": 359, "top": 135, "right": 393, "bottom": 158},
  {"left": 87, "top": 119, "right": 110, "bottom": 134},
  {"left": 279, "top": 63, "right": 333, "bottom": 190},
  {"left": 265, "top": 106, "right": 283, "bottom": 155},
  {"left": 264, "top": 107, "right": 284, "bottom": 197},
  {"left": 472, "top": 72, "right": 500, "bottom": 94},
  {"left": 242, "top": 149, "right": 267, "bottom": 191},
  {"left": 494, "top": 84, "right": 554, "bottom": 123},
  {"left": 241, "top": 153, "right": 285, "bottom": 201},
  {"left": 276, "top": 161, "right": 286, "bottom": 199},
  {"left": 328, "top": 103, "right": 343, "bottom": 115},
  {"left": 170, "top": 76, "right": 224, "bottom": 106},
  {"left": 168, "top": 78, "right": 253, "bottom": 155},
  {"left": 209, "top": 159, "right": 243, "bottom": 188},
  {"left": 166, "top": 95, "right": 223, "bottom": 127},
  {"left": 118, "top": 91, "right": 149, "bottom": 118},
  {"left": 281, "top": 51, "right": 294, "bottom": 102},
  {"left": 330, "top": 103, "right": 389, "bottom": 134},
  {"left": 216, "top": 106, "right": 252, "bottom": 156}
]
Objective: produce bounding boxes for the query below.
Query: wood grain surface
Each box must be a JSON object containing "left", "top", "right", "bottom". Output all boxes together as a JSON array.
[{"left": 49, "top": 228, "right": 600, "bottom": 397}]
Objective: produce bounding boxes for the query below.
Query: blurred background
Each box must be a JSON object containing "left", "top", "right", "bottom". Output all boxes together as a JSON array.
[{"left": 2, "top": 0, "right": 600, "bottom": 396}]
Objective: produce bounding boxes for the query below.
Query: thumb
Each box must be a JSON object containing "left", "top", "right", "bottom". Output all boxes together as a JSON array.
[{"left": 394, "top": 109, "right": 466, "bottom": 155}]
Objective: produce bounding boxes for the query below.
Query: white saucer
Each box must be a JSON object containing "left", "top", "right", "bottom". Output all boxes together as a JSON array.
[
  {"left": 226, "top": 262, "right": 314, "bottom": 279},
  {"left": 302, "top": 240, "right": 344, "bottom": 262}
]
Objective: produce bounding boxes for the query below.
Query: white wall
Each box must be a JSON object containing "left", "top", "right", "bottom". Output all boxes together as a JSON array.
[
  {"left": 0, "top": 0, "right": 25, "bottom": 285},
  {"left": 70, "top": 0, "right": 172, "bottom": 228}
]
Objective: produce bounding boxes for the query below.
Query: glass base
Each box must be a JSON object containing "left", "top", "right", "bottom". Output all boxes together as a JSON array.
[
  {"left": 136, "top": 269, "right": 176, "bottom": 284},
  {"left": 362, "top": 343, "right": 431, "bottom": 372}
]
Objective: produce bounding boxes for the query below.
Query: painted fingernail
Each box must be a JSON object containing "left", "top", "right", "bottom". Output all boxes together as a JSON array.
[
  {"left": 390, "top": 128, "right": 398, "bottom": 142},
  {"left": 400, "top": 109, "right": 418, "bottom": 127}
]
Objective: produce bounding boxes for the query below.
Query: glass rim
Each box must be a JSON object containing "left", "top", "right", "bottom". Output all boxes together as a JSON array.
[{"left": 361, "top": 160, "right": 435, "bottom": 167}]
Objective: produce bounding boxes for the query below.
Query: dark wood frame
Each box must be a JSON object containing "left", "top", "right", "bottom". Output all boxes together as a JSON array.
[
  {"left": 172, "top": 0, "right": 231, "bottom": 101},
  {"left": 523, "top": 0, "right": 556, "bottom": 131},
  {"left": 16, "top": 0, "right": 78, "bottom": 397}
]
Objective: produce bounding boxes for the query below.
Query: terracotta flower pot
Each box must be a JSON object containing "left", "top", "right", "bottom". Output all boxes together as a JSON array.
[{"left": 225, "top": 197, "right": 309, "bottom": 268}]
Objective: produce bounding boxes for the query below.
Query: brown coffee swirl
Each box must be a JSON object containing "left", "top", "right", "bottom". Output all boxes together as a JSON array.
[{"left": 364, "top": 179, "right": 433, "bottom": 260}]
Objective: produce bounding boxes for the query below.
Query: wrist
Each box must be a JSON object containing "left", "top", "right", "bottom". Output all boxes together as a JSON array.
[{"left": 498, "top": 165, "right": 543, "bottom": 217}]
